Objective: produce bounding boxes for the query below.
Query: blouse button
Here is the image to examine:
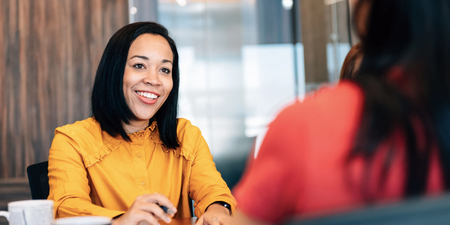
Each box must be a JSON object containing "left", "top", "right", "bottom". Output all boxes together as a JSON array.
[
  {"left": 137, "top": 153, "right": 142, "bottom": 158},
  {"left": 141, "top": 182, "right": 146, "bottom": 186}
]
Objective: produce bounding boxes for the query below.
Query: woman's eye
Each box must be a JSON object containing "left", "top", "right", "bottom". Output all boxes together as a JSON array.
[
  {"left": 133, "top": 64, "right": 145, "bottom": 69},
  {"left": 161, "top": 68, "right": 171, "bottom": 74}
]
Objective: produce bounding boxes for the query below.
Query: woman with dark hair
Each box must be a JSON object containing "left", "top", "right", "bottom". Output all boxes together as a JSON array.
[
  {"left": 232, "top": 0, "right": 450, "bottom": 224},
  {"left": 48, "top": 22, "right": 236, "bottom": 225},
  {"left": 340, "top": 42, "right": 363, "bottom": 80}
]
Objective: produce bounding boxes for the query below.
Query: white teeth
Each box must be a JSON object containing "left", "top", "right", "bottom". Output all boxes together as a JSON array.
[{"left": 137, "top": 91, "right": 158, "bottom": 100}]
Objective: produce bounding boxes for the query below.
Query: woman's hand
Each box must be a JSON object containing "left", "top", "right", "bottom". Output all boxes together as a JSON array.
[
  {"left": 112, "top": 193, "right": 177, "bottom": 225},
  {"left": 195, "top": 203, "right": 231, "bottom": 225}
]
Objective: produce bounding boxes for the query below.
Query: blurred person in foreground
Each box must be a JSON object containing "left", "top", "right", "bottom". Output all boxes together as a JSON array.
[
  {"left": 48, "top": 22, "right": 236, "bottom": 225},
  {"left": 232, "top": 0, "right": 450, "bottom": 224},
  {"left": 340, "top": 42, "right": 363, "bottom": 80}
]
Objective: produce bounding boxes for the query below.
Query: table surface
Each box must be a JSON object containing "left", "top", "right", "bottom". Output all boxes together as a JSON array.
[
  {"left": 0, "top": 217, "right": 197, "bottom": 225},
  {"left": 160, "top": 218, "right": 198, "bottom": 225}
]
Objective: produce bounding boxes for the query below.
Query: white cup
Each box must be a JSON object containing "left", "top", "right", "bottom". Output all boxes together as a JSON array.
[
  {"left": 52, "top": 216, "right": 111, "bottom": 225},
  {"left": 0, "top": 199, "right": 54, "bottom": 225}
]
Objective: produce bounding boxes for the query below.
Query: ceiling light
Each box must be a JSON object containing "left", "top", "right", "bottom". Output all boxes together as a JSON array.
[
  {"left": 177, "top": 0, "right": 187, "bottom": 7},
  {"left": 282, "top": 0, "right": 293, "bottom": 10}
]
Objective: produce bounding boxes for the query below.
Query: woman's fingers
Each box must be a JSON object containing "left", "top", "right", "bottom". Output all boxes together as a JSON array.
[
  {"left": 129, "top": 208, "right": 161, "bottom": 225},
  {"left": 203, "top": 217, "right": 221, "bottom": 225},
  {"left": 132, "top": 196, "right": 173, "bottom": 223},
  {"left": 137, "top": 193, "right": 177, "bottom": 214},
  {"left": 194, "top": 216, "right": 203, "bottom": 225},
  {"left": 113, "top": 206, "right": 161, "bottom": 225},
  {"left": 209, "top": 217, "right": 223, "bottom": 225},
  {"left": 113, "top": 193, "right": 176, "bottom": 225},
  {"left": 145, "top": 202, "right": 171, "bottom": 223},
  {"left": 196, "top": 215, "right": 229, "bottom": 225}
]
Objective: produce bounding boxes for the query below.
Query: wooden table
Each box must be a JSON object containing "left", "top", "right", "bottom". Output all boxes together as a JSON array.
[{"left": 160, "top": 218, "right": 197, "bottom": 225}]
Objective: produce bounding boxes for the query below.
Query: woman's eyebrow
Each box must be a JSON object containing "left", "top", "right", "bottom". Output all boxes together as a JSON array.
[
  {"left": 129, "top": 55, "right": 172, "bottom": 65},
  {"left": 129, "top": 55, "right": 149, "bottom": 60}
]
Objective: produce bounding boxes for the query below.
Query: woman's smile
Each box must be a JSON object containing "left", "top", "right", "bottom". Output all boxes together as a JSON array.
[{"left": 135, "top": 90, "right": 160, "bottom": 104}]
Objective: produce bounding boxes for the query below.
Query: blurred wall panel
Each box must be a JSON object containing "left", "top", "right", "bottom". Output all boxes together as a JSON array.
[
  {"left": 129, "top": 0, "right": 158, "bottom": 22},
  {"left": 299, "top": 0, "right": 329, "bottom": 83},
  {"left": 0, "top": 0, "right": 128, "bottom": 210},
  {"left": 255, "top": 0, "right": 293, "bottom": 44}
]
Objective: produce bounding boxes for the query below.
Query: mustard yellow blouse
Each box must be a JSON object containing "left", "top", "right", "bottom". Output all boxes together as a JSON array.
[{"left": 48, "top": 117, "right": 236, "bottom": 219}]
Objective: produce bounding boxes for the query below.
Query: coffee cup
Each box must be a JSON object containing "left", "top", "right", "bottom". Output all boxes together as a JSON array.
[{"left": 0, "top": 199, "right": 53, "bottom": 225}]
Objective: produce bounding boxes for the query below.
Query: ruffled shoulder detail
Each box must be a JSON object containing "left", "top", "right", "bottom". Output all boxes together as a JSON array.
[
  {"left": 154, "top": 118, "right": 198, "bottom": 161},
  {"left": 176, "top": 147, "right": 192, "bottom": 160},
  {"left": 161, "top": 145, "right": 193, "bottom": 161},
  {"left": 56, "top": 118, "right": 124, "bottom": 168},
  {"left": 168, "top": 118, "right": 206, "bottom": 161},
  {"left": 82, "top": 139, "right": 121, "bottom": 168}
]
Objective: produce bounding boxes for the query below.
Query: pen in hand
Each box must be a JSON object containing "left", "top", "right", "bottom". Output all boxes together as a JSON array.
[{"left": 158, "top": 204, "right": 176, "bottom": 214}]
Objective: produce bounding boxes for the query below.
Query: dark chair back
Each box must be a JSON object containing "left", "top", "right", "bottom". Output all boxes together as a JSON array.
[
  {"left": 285, "top": 194, "right": 450, "bottom": 225},
  {"left": 26, "top": 161, "right": 49, "bottom": 199}
]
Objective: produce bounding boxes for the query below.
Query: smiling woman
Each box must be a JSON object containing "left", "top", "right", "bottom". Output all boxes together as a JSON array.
[
  {"left": 47, "top": 22, "right": 236, "bottom": 225},
  {"left": 122, "top": 34, "right": 174, "bottom": 133}
]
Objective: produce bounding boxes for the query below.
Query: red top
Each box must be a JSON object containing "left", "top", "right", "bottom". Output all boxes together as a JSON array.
[{"left": 233, "top": 82, "right": 443, "bottom": 224}]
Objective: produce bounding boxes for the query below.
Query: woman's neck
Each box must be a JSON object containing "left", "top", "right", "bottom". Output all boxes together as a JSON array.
[{"left": 122, "top": 119, "right": 150, "bottom": 134}]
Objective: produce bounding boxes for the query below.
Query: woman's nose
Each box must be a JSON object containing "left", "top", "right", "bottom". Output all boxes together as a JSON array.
[{"left": 143, "top": 71, "right": 161, "bottom": 86}]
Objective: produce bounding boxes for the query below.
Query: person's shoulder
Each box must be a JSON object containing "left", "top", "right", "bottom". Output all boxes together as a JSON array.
[
  {"left": 55, "top": 117, "right": 101, "bottom": 137},
  {"left": 54, "top": 117, "right": 105, "bottom": 151},
  {"left": 176, "top": 118, "right": 204, "bottom": 159},
  {"left": 261, "top": 82, "right": 364, "bottom": 161},
  {"left": 289, "top": 81, "right": 361, "bottom": 110},
  {"left": 304, "top": 81, "right": 361, "bottom": 107},
  {"left": 53, "top": 118, "right": 116, "bottom": 165},
  {"left": 176, "top": 118, "right": 201, "bottom": 135},
  {"left": 274, "top": 81, "right": 363, "bottom": 125}
]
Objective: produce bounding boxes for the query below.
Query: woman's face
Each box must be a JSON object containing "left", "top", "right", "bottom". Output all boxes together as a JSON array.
[{"left": 123, "top": 34, "right": 174, "bottom": 123}]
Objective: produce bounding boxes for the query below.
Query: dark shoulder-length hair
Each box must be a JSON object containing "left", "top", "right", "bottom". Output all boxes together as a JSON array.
[
  {"left": 347, "top": 0, "right": 450, "bottom": 198},
  {"left": 340, "top": 42, "right": 362, "bottom": 80},
  {"left": 91, "top": 22, "right": 180, "bottom": 149}
]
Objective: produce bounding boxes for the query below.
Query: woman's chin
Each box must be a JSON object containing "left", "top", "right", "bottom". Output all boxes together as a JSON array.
[{"left": 134, "top": 116, "right": 153, "bottom": 122}]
